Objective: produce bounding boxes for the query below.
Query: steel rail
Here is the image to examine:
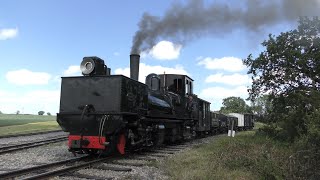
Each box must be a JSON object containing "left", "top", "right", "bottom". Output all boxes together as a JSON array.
[
  {"left": 22, "top": 157, "right": 111, "bottom": 180},
  {"left": 0, "top": 130, "right": 63, "bottom": 139},
  {"left": 0, "top": 156, "right": 89, "bottom": 179},
  {"left": 0, "top": 136, "right": 67, "bottom": 155}
]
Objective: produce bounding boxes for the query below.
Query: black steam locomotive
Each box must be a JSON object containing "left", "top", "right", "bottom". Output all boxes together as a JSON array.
[{"left": 57, "top": 54, "right": 253, "bottom": 155}]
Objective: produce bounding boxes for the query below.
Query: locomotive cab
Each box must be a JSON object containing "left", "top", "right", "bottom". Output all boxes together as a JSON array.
[
  {"left": 159, "top": 74, "right": 193, "bottom": 97},
  {"left": 158, "top": 74, "right": 210, "bottom": 134}
]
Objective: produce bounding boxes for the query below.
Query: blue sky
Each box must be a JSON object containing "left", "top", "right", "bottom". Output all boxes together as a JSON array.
[{"left": 0, "top": 0, "right": 298, "bottom": 114}]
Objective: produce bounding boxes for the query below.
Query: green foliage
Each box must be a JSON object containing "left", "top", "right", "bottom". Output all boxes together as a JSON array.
[
  {"left": 220, "top": 96, "right": 252, "bottom": 114},
  {"left": 289, "top": 108, "right": 320, "bottom": 178},
  {"left": 38, "top": 111, "right": 45, "bottom": 115},
  {"left": 16, "top": 110, "right": 20, "bottom": 115},
  {"left": 243, "top": 17, "right": 320, "bottom": 140},
  {"left": 243, "top": 17, "right": 320, "bottom": 178},
  {"left": 244, "top": 17, "right": 320, "bottom": 101},
  {"left": 0, "top": 111, "right": 2, "bottom": 114},
  {"left": 250, "top": 95, "right": 272, "bottom": 122},
  {"left": 47, "top": 112, "right": 51, "bottom": 116}
]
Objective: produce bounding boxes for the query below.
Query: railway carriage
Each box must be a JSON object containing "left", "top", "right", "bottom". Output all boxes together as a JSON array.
[{"left": 228, "top": 113, "right": 255, "bottom": 131}]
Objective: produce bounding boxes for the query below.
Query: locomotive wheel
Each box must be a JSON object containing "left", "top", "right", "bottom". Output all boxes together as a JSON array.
[
  {"left": 100, "top": 133, "right": 126, "bottom": 156},
  {"left": 116, "top": 133, "right": 126, "bottom": 155}
]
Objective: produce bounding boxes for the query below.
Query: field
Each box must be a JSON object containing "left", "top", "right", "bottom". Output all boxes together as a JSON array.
[
  {"left": 0, "top": 114, "right": 56, "bottom": 127},
  {"left": 0, "top": 114, "right": 61, "bottom": 136},
  {"left": 159, "top": 123, "right": 293, "bottom": 179}
]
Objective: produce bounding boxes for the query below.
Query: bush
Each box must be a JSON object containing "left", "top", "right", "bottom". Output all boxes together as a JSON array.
[
  {"left": 38, "top": 111, "right": 45, "bottom": 115},
  {"left": 289, "top": 109, "right": 320, "bottom": 179}
]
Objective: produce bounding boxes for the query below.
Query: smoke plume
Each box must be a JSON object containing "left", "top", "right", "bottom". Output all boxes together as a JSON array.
[{"left": 131, "top": 0, "right": 320, "bottom": 54}]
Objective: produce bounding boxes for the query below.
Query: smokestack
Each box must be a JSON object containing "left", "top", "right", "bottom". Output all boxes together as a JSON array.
[{"left": 130, "top": 54, "right": 140, "bottom": 81}]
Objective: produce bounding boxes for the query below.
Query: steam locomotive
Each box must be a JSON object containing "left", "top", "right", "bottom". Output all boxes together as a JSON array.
[{"left": 57, "top": 54, "right": 254, "bottom": 155}]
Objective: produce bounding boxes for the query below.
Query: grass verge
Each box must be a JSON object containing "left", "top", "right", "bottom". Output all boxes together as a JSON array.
[
  {"left": 0, "top": 121, "right": 61, "bottom": 136},
  {"left": 160, "top": 130, "right": 292, "bottom": 179}
]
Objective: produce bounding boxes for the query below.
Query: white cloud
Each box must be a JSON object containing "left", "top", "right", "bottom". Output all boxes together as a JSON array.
[
  {"left": 6, "top": 69, "right": 51, "bottom": 85},
  {"left": 199, "top": 86, "right": 248, "bottom": 102},
  {"left": 63, "top": 65, "right": 81, "bottom": 76},
  {"left": 205, "top": 73, "right": 251, "bottom": 85},
  {"left": 0, "top": 28, "right": 18, "bottom": 40},
  {"left": 114, "top": 63, "right": 189, "bottom": 83},
  {"left": 199, "top": 85, "right": 249, "bottom": 111},
  {"left": 199, "top": 86, "right": 250, "bottom": 111},
  {"left": 145, "top": 41, "right": 182, "bottom": 60},
  {"left": 197, "top": 56, "right": 246, "bottom": 72},
  {"left": 0, "top": 89, "right": 60, "bottom": 114}
]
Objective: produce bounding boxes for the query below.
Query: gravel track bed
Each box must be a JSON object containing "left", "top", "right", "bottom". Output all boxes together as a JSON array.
[
  {"left": 0, "top": 131, "right": 67, "bottom": 146},
  {"left": 54, "top": 135, "right": 222, "bottom": 179},
  {"left": 0, "top": 141, "right": 82, "bottom": 171},
  {"left": 55, "top": 159, "right": 168, "bottom": 180},
  {"left": 0, "top": 134, "right": 224, "bottom": 179}
]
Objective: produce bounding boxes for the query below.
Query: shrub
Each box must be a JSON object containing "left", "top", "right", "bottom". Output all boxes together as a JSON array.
[{"left": 38, "top": 111, "right": 45, "bottom": 115}]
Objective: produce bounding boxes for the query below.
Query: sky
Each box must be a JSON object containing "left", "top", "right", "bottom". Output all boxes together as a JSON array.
[{"left": 0, "top": 0, "right": 308, "bottom": 114}]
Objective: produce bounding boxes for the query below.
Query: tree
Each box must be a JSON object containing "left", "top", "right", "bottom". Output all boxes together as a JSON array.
[
  {"left": 243, "top": 17, "right": 320, "bottom": 141},
  {"left": 38, "top": 111, "right": 45, "bottom": 115},
  {"left": 47, "top": 112, "right": 51, "bottom": 116},
  {"left": 16, "top": 110, "right": 20, "bottom": 115},
  {"left": 0, "top": 111, "right": 2, "bottom": 114},
  {"left": 243, "top": 18, "right": 320, "bottom": 177},
  {"left": 250, "top": 95, "right": 273, "bottom": 122},
  {"left": 220, "top": 96, "right": 251, "bottom": 114}
]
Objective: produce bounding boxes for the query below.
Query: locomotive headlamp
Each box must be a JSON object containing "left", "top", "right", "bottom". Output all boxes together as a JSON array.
[
  {"left": 80, "top": 56, "right": 107, "bottom": 76},
  {"left": 80, "top": 58, "right": 95, "bottom": 75}
]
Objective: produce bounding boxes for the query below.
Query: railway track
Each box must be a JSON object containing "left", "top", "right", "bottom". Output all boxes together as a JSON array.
[
  {"left": 0, "top": 136, "right": 67, "bottom": 155},
  {"left": 0, "top": 136, "right": 216, "bottom": 179},
  {"left": 0, "top": 145, "right": 184, "bottom": 179},
  {"left": 0, "top": 130, "right": 63, "bottom": 139},
  {"left": 0, "top": 155, "right": 91, "bottom": 179},
  {"left": 0, "top": 154, "right": 146, "bottom": 179}
]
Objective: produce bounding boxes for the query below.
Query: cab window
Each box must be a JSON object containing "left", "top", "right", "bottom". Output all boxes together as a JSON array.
[{"left": 185, "top": 79, "right": 193, "bottom": 95}]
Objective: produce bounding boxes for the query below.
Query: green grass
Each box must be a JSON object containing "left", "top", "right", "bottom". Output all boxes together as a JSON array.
[
  {"left": 0, "top": 114, "right": 56, "bottom": 127},
  {"left": 254, "top": 122, "right": 266, "bottom": 129},
  {"left": 160, "top": 130, "right": 293, "bottom": 180},
  {"left": 0, "top": 114, "right": 61, "bottom": 136},
  {"left": 0, "top": 121, "right": 61, "bottom": 136}
]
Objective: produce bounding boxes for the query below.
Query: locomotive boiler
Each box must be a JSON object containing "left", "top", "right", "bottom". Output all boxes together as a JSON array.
[{"left": 57, "top": 54, "right": 211, "bottom": 155}]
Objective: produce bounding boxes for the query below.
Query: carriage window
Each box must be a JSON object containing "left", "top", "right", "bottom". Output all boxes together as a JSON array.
[
  {"left": 185, "top": 80, "right": 189, "bottom": 94},
  {"left": 151, "top": 77, "right": 160, "bottom": 91},
  {"left": 185, "top": 79, "right": 193, "bottom": 95},
  {"left": 203, "top": 103, "right": 206, "bottom": 119},
  {"left": 169, "top": 78, "right": 183, "bottom": 93}
]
